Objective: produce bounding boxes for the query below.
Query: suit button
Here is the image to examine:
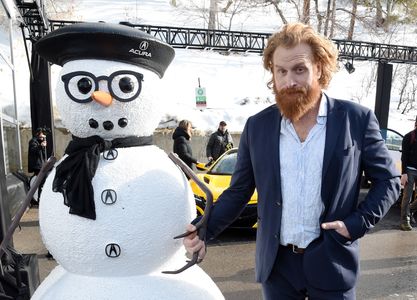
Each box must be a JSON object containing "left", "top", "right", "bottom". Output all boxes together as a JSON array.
[
  {"left": 274, "top": 234, "right": 278, "bottom": 239},
  {"left": 276, "top": 202, "right": 281, "bottom": 206}
]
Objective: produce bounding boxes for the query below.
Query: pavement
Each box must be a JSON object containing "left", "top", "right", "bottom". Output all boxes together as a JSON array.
[{"left": 11, "top": 193, "right": 417, "bottom": 299}]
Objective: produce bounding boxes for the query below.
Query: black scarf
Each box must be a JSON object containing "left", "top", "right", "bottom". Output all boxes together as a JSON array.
[{"left": 53, "top": 135, "right": 152, "bottom": 220}]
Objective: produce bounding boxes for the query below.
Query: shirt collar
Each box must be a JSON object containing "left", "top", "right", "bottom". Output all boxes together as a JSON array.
[{"left": 316, "top": 93, "right": 327, "bottom": 125}]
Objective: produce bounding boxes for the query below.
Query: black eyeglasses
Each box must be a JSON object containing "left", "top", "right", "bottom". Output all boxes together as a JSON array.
[{"left": 61, "top": 70, "right": 144, "bottom": 103}]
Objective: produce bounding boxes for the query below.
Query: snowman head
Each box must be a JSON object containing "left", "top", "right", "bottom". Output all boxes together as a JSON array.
[
  {"left": 56, "top": 60, "right": 161, "bottom": 138},
  {"left": 35, "top": 22, "right": 175, "bottom": 139}
]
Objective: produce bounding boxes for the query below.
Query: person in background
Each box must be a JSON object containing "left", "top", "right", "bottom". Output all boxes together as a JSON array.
[
  {"left": 206, "top": 120, "right": 234, "bottom": 164},
  {"left": 183, "top": 22, "right": 400, "bottom": 299},
  {"left": 399, "top": 119, "right": 417, "bottom": 231},
  {"left": 28, "top": 127, "right": 54, "bottom": 259},
  {"left": 28, "top": 127, "right": 48, "bottom": 176},
  {"left": 28, "top": 127, "right": 49, "bottom": 203},
  {"left": 173, "top": 119, "right": 200, "bottom": 169}
]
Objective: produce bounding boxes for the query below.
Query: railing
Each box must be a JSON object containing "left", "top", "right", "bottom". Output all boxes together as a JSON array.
[
  {"left": 13, "top": 7, "right": 417, "bottom": 65},
  {"left": 15, "top": 0, "right": 49, "bottom": 41},
  {"left": 49, "top": 20, "right": 417, "bottom": 64},
  {"left": 334, "top": 39, "right": 417, "bottom": 64}
]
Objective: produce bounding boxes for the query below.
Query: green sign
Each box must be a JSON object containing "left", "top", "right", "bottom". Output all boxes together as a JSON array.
[{"left": 195, "top": 87, "right": 207, "bottom": 108}]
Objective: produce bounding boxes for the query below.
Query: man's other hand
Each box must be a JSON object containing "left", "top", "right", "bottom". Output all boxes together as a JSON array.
[{"left": 321, "top": 220, "right": 351, "bottom": 240}]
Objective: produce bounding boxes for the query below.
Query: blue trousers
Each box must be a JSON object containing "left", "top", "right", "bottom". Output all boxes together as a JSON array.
[{"left": 262, "top": 245, "right": 355, "bottom": 300}]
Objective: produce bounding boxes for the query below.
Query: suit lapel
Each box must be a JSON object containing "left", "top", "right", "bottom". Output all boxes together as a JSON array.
[
  {"left": 273, "top": 108, "right": 282, "bottom": 201},
  {"left": 322, "top": 96, "right": 346, "bottom": 177}
]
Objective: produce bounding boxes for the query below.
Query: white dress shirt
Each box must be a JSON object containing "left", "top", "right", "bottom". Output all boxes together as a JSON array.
[{"left": 279, "top": 95, "right": 327, "bottom": 248}]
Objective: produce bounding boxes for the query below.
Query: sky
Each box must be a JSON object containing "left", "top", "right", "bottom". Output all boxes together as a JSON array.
[{"left": 4, "top": 0, "right": 417, "bottom": 134}]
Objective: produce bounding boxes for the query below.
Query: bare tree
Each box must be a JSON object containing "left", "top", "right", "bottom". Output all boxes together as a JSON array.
[
  {"left": 394, "top": 64, "right": 417, "bottom": 114},
  {"left": 266, "top": 0, "right": 289, "bottom": 24},
  {"left": 289, "top": 0, "right": 302, "bottom": 20},
  {"left": 301, "top": 0, "right": 310, "bottom": 24},
  {"left": 313, "top": 0, "right": 324, "bottom": 33},
  {"left": 328, "top": 0, "right": 336, "bottom": 38},
  {"left": 208, "top": 0, "right": 218, "bottom": 30},
  {"left": 349, "top": 61, "right": 377, "bottom": 104},
  {"left": 323, "top": 0, "right": 332, "bottom": 36},
  {"left": 46, "top": 0, "right": 77, "bottom": 20},
  {"left": 222, "top": 0, "right": 233, "bottom": 12},
  {"left": 179, "top": 0, "right": 417, "bottom": 42},
  {"left": 347, "top": 0, "right": 358, "bottom": 40},
  {"left": 221, "top": 0, "right": 259, "bottom": 31},
  {"left": 375, "top": 0, "right": 385, "bottom": 28}
]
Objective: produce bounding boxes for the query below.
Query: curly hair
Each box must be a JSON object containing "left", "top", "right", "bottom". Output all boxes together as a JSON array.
[{"left": 263, "top": 23, "right": 339, "bottom": 89}]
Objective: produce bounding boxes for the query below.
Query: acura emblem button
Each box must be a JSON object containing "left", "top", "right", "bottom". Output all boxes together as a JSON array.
[
  {"left": 103, "top": 149, "right": 118, "bottom": 160},
  {"left": 105, "top": 243, "right": 121, "bottom": 258}
]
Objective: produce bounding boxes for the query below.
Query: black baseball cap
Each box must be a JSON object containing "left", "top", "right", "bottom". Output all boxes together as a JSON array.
[{"left": 34, "top": 22, "right": 175, "bottom": 78}]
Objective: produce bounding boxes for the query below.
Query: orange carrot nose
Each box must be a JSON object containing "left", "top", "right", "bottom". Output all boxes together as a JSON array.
[{"left": 92, "top": 91, "right": 113, "bottom": 107}]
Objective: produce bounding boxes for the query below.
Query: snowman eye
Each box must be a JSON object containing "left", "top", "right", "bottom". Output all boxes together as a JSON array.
[
  {"left": 109, "top": 71, "right": 143, "bottom": 102},
  {"left": 61, "top": 72, "right": 97, "bottom": 103},
  {"left": 119, "top": 77, "right": 134, "bottom": 93},
  {"left": 78, "top": 77, "right": 93, "bottom": 94}
]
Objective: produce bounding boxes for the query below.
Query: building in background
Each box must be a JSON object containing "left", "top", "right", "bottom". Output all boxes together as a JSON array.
[
  {"left": 0, "top": 0, "right": 28, "bottom": 249},
  {"left": 1, "top": 0, "right": 22, "bottom": 175}
]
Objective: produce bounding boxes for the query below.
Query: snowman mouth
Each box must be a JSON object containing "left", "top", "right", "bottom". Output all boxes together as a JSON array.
[
  {"left": 103, "top": 121, "right": 114, "bottom": 131},
  {"left": 88, "top": 118, "right": 128, "bottom": 130}
]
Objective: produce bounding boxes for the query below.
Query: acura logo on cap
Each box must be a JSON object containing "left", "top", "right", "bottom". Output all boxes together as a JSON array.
[
  {"left": 129, "top": 41, "right": 152, "bottom": 58},
  {"left": 139, "top": 41, "right": 149, "bottom": 50}
]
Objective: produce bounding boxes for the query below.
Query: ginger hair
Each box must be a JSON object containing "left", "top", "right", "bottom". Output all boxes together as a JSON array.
[{"left": 263, "top": 23, "right": 339, "bottom": 89}]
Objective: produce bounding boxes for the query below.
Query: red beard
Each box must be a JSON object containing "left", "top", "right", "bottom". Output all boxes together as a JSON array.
[{"left": 274, "top": 82, "right": 322, "bottom": 121}]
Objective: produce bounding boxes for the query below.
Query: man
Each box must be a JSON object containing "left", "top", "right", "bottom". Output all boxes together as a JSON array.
[
  {"left": 184, "top": 23, "right": 400, "bottom": 299},
  {"left": 28, "top": 127, "right": 48, "bottom": 205},
  {"left": 399, "top": 119, "right": 417, "bottom": 231},
  {"left": 206, "top": 121, "right": 234, "bottom": 163},
  {"left": 28, "top": 127, "right": 48, "bottom": 176}
]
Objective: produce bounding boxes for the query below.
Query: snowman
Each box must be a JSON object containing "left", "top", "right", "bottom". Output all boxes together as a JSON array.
[{"left": 32, "top": 22, "right": 224, "bottom": 299}]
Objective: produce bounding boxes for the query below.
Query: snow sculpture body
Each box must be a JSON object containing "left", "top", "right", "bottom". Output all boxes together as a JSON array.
[{"left": 32, "top": 23, "right": 224, "bottom": 300}]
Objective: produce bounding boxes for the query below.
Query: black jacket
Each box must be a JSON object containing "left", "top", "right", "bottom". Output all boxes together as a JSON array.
[
  {"left": 28, "top": 137, "right": 47, "bottom": 173},
  {"left": 401, "top": 128, "right": 417, "bottom": 174},
  {"left": 172, "top": 127, "right": 197, "bottom": 169},
  {"left": 206, "top": 129, "right": 233, "bottom": 161}
]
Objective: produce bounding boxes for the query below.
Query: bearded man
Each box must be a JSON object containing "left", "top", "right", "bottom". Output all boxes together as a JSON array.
[{"left": 183, "top": 23, "right": 400, "bottom": 299}]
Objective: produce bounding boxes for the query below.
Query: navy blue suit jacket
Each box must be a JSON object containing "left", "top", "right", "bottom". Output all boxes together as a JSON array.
[{"left": 205, "top": 95, "right": 400, "bottom": 290}]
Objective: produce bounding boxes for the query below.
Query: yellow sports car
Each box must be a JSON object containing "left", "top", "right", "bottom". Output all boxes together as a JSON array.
[
  {"left": 380, "top": 128, "right": 403, "bottom": 174},
  {"left": 189, "top": 148, "right": 258, "bottom": 228},
  {"left": 380, "top": 128, "right": 404, "bottom": 202}
]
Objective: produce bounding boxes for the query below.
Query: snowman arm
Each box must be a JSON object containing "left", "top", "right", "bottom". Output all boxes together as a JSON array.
[
  {"left": 162, "top": 152, "right": 213, "bottom": 274},
  {"left": 0, "top": 156, "right": 56, "bottom": 259}
]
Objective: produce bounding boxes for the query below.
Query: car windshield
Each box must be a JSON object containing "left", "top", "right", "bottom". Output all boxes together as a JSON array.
[
  {"left": 381, "top": 128, "right": 403, "bottom": 151},
  {"left": 209, "top": 151, "right": 237, "bottom": 175}
]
